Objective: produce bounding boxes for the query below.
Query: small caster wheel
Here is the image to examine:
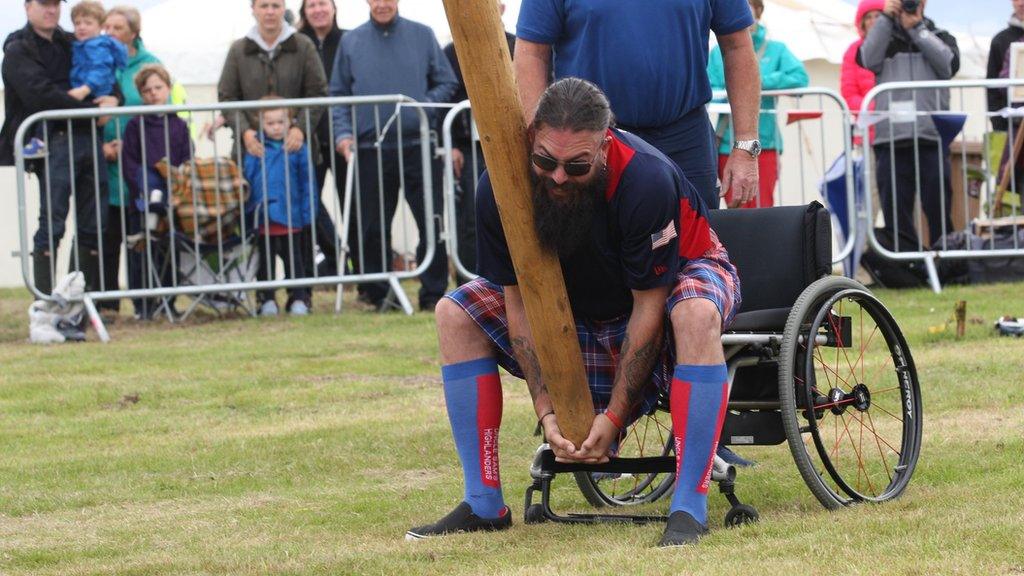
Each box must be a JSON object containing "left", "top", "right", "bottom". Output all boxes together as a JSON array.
[
  {"left": 524, "top": 503, "right": 547, "bottom": 524},
  {"left": 724, "top": 504, "right": 759, "bottom": 527}
]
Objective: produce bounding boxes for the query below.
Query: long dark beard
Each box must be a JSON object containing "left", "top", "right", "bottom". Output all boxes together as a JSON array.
[{"left": 530, "top": 166, "right": 607, "bottom": 258}]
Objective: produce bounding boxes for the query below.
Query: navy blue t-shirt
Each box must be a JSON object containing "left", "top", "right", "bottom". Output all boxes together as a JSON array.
[
  {"left": 476, "top": 129, "right": 713, "bottom": 320},
  {"left": 516, "top": 0, "right": 754, "bottom": 128}
]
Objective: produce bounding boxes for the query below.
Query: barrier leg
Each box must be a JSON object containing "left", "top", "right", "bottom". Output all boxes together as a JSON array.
[
  {"left": 83, "top": 295, "right": 110, "bottom": 343},
  {"left": 384, "top": 276, "right": 414, "bottom": 316},
  {"left": 923, "top": 255, "right": 942, "bottom": 294}
]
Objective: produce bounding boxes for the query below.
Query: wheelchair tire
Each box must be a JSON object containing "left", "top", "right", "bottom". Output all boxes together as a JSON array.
[
  {"left": 724, "top": 504, "right": 760, "bottom": 527},
  {"left": 524, "top": 503, "right": 547, "bottom": 525},
  {"left": 779, "top": 276, "right": 923, "bottom": 510},
  {"left": 573, "top": 408, "right": 676, "bottom": 508}
]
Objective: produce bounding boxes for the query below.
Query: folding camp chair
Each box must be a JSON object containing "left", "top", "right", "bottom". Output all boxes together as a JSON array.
[{"left": 155, "top": 157, "right": 257, "bottom": 320}]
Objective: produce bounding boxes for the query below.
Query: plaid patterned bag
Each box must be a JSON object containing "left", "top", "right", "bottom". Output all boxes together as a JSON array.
[{"left": 155, "top": 158, "right": 250, "bottom": 244}]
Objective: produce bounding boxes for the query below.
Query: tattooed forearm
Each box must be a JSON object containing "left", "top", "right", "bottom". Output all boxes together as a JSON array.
[
  {"left": 511, "top": 335, "right": 548, "bottom": 404},
  {"left": 621, "top": 335, "right": 661, "bottom": 411},
  {"left": 610, "top": 323, "right": 663, "bottom": 418}
]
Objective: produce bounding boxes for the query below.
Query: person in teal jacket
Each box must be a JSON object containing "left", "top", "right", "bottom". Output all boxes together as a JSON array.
[
  {"left": 708, "top": 0, "right": 808, "bottom": 209},
  {"left": 98, "top": 6, "right": 189, "bottom": 317}
]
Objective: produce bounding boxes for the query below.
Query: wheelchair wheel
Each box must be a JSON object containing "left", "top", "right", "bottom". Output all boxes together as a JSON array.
[
  {"left": 724, "top": 504, "right": 760, "bottom": 527},
  {"left": 574, "top": 407, "right": 676, "bottom": 507},
  {"left": 779, "top": 276, "right": 923, "bottom": 510}
]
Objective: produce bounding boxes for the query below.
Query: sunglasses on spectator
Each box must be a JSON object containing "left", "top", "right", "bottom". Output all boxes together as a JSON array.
[{"left": 530, "top": 152, "right": 595, "bottom": 177}]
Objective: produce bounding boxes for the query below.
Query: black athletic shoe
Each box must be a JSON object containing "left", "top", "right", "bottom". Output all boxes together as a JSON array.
[
  {"left": 658, "top": 511, "right": 709, "bottom": 547},
  {"left": 405, "top": 502, "right": 512, "bottom": 540}
]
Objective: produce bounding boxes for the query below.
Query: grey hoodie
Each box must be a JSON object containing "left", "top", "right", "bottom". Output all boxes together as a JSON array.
[{"left": 858, "top": 15, "right": 960, "bottom": 146}]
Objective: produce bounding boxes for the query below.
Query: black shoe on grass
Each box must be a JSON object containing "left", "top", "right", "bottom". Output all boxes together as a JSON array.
[
  {"left": 405, "top": 502, "right": 511, "bottom": 540},
  {"left": 658, "top": 511, "right": 709, "bottom": 547}
]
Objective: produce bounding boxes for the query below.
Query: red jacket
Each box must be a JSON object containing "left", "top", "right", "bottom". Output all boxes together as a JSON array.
[
  {"left": 841, "top": 39, "right": 875, "bottom": 116},
  {"left": 841, "top": 39, "right": 876, "bottom": 144}
]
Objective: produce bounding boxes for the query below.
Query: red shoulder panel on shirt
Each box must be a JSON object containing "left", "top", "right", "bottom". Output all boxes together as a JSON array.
[
  {"left": 604, "top": 129, "right": 636, "bottom": 202},
  {"left": 678, "top": 197, "right": 713, "bottom": 260}
]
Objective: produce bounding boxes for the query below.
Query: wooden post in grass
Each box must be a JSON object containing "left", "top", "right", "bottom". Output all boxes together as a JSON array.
[{"left": 441, "top": 0, "right": 594, "bottom": 445}]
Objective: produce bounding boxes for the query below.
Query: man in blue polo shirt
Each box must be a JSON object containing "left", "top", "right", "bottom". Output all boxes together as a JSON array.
[
  {"left": 330, "top": 0, "right": 458, "bottom": 311},
  {"left": 514, "top": 0, "right": 763, "bottom": 210},
  {"left": 406, "top": 79, "right": 741, "bottom": 547}
]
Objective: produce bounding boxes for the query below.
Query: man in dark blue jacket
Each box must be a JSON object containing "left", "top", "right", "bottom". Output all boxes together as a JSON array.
[
  {"left": 1, "top": 0, "right": 120, "bottom": 297},
  {"left": 330, "top": 0, "right": 458, "bottom": 312}
]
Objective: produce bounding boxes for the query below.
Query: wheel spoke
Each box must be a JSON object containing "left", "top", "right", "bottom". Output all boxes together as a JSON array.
[
  {"left": 871, "top": 401, "right": 905, "bottom": 425},
  {"left": 814, "top": 348, "right": 852, "bottom": 388},
  {"left": 860, "top": 305, "right": 865, "bottom": 382},
  {"left": 849, "top": 324, "right": 882, "bottom": 383},
  {"left": 846, "top": 410, "right": 903, "bottom": 457},
  {"left": 866, "top": 410, "right": 895, "bottom": 485},
  {"left": 827, "top": 305, "right": 861, "bottom": 386},
  {"left": 865, "top": 354, "right": 896, "bottom": 390},
  {"left": 846, "top": 411, "right": 877, "bottom": 495}
]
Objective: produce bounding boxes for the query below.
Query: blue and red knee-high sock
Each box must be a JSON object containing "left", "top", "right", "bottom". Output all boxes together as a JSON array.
[
  {"left": 441, "top": 357, "right": 506, "bottom": 519},
  {"left": 669, "top": 363, "right": 730, "bottom": 525}
]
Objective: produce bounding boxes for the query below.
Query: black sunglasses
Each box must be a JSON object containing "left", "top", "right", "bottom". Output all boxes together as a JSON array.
[{"left": 530, "top": 152, "right": 595, "bottom": 177}]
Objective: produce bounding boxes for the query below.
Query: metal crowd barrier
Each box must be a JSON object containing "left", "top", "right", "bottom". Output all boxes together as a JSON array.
[
  {"left": 441, "top": 87, "right": 859, "bottom": 283},
  {"left": 859, "top": 78, "right": 1024, "bottom": 292},
  {"left": 441, "top": 100, "right": 483, "bottom": 281},
  {"left": 709, "top": 87, "right": 859, "bottom": 267},
  {"left": 14, "top": 95, "right": 442, "bottom": 335}
]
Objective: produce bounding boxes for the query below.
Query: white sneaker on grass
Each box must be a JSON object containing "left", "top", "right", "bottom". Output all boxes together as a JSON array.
[
  {"left": 288, "top": 301, "right": 309, "bottom": 316},
  {"left": 259, "top": 300, "right": 279, "bottom": 316}
]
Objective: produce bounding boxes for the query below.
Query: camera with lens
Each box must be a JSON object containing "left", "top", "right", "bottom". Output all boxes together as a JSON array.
[{"left": 901, "top": 0, "right": 920, "bottom": 12}]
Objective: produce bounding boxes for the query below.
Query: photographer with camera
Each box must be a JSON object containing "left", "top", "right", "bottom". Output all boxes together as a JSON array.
[{"left": 857, "top": 0, "right": 959, "bottom": 251}]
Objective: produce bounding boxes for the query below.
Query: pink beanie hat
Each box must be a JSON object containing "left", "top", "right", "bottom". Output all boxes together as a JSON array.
[{"left": 856, "top": 0, "right": 887, "bottom": 31}]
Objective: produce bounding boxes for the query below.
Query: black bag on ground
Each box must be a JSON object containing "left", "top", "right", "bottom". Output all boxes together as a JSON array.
[
  {"left": 861, "top": 228, "right": 929, "bottom": 288},
  {"left": 936, "top": 229, "right": 1024, "bottom": 284}
]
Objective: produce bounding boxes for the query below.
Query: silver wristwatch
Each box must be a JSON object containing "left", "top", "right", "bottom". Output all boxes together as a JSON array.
[{"left": 733, "top": 139, "right": 762, "bottom": 159}]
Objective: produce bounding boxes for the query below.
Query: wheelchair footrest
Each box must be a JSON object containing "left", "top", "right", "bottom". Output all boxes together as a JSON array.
[{"left": 538, "top": 449, "right": 675, "bottom": 475}]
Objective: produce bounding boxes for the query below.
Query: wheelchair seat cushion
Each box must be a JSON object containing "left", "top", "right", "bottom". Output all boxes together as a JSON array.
[{"left": 726, "top": 307, "right": 791, "bottom": 332}]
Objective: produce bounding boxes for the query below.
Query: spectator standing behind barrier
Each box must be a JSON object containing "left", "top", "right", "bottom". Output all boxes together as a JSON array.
[
  {"left": 708, "top": 0, "right": 808, "bottom": 209},
  {"left": 298, "top": 0, "right": 347, "bottom": 278},
  {"left": 858, "top": 0, "right": 959, "bottom": 249},
  {"left": 120, "top": 65, "right": 192, "bottom": 319},
  {"left": 68, "top": 1, "right": 126, "bottom": 101},
  {"left": 98, "top": 5, "right": 171, "bottom": 317},
  {"left": 331, "top": 0, "right": 458, "bottom": 312},
  {"left": 442, "top": 0, "right": 515, "bottom": 278},
  {"left": 514, "top": 0, "right": 762, "bottom": 210},
  {"left": 842, "top": 0, "right": 885, "bottom": 145},
  {"left": 0, "top": 0, "right": 120, "bottom": 299},
  {"left": 987, "top": 0, "right": 1024, "bottom": 132},
  {"left": 245, "top": 102, "right": 315, "bottom": 317},
  {"left": 218, "top": 0, "right": 327, "bottom": 296}
]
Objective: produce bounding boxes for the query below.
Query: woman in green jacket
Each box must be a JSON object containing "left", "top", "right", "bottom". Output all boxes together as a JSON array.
[
  {"left": 100, "top": 6, "right": 188, "bottom": 317},
  {"left": 708, "top": 0, "right": 809, "bottom": 209}
]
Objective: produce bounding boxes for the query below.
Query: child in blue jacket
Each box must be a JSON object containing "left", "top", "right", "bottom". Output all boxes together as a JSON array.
[
  {"left": 244, "top": 101, "right": 315, "bottom": 316},
  {"left": 68, "top": 2, "right": 128, "bottom": 100}
]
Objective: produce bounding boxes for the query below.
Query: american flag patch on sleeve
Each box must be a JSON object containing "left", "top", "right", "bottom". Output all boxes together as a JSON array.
[{"left": 651, "top": 221, "right": 678, "bottom": 250}]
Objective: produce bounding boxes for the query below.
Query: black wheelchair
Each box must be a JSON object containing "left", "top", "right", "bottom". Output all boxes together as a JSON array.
[{"left": 524, "top": 203, "right": 924, "bottom": 526}]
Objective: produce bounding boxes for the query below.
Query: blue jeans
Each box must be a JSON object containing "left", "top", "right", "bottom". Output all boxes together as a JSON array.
[{"left": 32, "top": 127, "right": 109, "bottom": 253}]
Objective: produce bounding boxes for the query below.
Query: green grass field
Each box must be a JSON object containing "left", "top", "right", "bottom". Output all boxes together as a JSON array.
[{"left": 1, "top": 282, "right": 1022, "bottom": 575}]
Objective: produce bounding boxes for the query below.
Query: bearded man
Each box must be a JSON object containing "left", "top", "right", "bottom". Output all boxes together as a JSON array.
[{"left": 406, "top": 78, "right": 740, "bottom": 547}]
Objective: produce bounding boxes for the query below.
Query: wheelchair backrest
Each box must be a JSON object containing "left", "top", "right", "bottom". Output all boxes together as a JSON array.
[{"left": 708, "top": 202, "right": 832, "bottom": 313}]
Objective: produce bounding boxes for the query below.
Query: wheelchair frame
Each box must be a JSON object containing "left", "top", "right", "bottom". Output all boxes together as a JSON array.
[{"left": 523, "top": 275, "right": 924, "bottom": 528}]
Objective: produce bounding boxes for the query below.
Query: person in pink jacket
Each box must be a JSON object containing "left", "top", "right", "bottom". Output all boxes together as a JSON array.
[{"left": 842, "top": 0, "right": 885, "bottom": 143}]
